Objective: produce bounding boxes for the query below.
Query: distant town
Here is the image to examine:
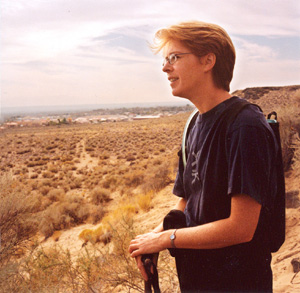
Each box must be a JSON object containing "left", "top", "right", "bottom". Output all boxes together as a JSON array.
[{"left": 0, "top": 104, "right": 194, "bottom": 130}]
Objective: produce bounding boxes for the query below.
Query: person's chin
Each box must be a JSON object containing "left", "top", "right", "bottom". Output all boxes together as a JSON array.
[{"left": 172, "top": 89, "right": 187, "bottom": 100}]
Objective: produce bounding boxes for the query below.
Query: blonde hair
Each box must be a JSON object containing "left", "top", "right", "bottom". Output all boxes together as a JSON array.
[{"left": 152, "top": 21, "right": 236, "bottom": 92}]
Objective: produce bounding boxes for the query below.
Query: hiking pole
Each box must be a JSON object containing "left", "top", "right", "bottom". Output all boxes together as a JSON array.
[{"left": 141, "top": 254, "right": 161, "bottom": 293}]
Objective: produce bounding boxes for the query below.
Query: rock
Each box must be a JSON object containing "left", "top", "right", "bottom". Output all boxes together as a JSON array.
[
  {"left": 286, "top": 190, "right": 300, "bottom": 209},
  {"left": 291, "top": 258, "right": 300, "bottom": 273}
]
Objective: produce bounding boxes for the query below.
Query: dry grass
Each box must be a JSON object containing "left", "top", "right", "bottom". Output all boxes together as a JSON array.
[
  {"left": 277, "top": 104, "right": 300, "bottom": 171},
  {"left": 137, "top": 192, "right": 153, "bottom": 211}
]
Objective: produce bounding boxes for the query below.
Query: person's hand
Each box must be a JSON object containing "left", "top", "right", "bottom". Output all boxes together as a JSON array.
[
  {"left": 128, "top": 231, "right": 165, "bottom": 258},
  {"left": 129, "top": 232, "right": 166, "bottom": 280},
  {"left": 134, "top": 253, "right": 159, "bottom": 281}
]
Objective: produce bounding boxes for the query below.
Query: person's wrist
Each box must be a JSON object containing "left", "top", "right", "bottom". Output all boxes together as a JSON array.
[
  {"left": 170, "top": 229, "right": 177, "bottom": 248},
  {"left": 160, "top": 229, "right": 177, "bottom": 249}
]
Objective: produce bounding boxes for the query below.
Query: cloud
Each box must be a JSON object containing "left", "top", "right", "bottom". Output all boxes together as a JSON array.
[
  {"left": 232, "top": 37, "right": 300, "bottom": 90},
  {"left": 1, "top": 0, "right": 300, "bottom": 108}
]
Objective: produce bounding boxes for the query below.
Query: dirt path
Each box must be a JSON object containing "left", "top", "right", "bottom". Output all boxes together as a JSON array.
[{"left": 74, "top": 138, "right": 98, "bottom": 171}]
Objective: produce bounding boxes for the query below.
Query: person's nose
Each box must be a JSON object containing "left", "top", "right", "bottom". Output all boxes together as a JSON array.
[{"left": 162, "top": 61, "right": 172, "bottom": 73}]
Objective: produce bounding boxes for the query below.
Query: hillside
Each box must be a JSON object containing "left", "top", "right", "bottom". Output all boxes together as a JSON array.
[
  {"left": 0, "top": 85, "right": 300, "bottom": 292},
  {"left": 232, "top": 85, "right": 300, "bottom": 114}
]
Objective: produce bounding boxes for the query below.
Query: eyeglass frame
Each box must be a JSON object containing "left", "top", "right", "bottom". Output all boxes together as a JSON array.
[{"left": 162, "top": 53, "right": 193, "bottom": 66}]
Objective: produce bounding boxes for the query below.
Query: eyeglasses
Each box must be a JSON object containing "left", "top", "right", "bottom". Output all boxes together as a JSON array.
[{"left": 163, "top": 53, "right": 193, "bottom": 66}]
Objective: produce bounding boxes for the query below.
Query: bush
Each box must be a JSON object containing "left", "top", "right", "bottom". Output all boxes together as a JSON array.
[
  {"left": 291, "top": 136, "right": 300, "bottom": 178},
  {"left": 123, "top": 170, "right": 144, "bottom": 188},
  {"left": 39, "top": 185, "right": 51, "bottom": 196},
  {"left": 100, "top": 175, "right": 118, "bottom": 189},
  {"left": 38, "top": 201, "right": 105, "bottom": 238},
  {"left": 137, "top": 192, "right": 152, "bottom": 211},
  {"left": 142, "top": 163, "right": 173, "bottom": 193},
  {"left": 47, "top": 188, "right": 65, "bottom": 201},
  {"left": 79, "top": 225, "right": 112, "bottom": 245},
  {"left": 278, "top": 105, "right": 300, "bottom": 171},
  {"left": 90, "top": 187, "right": 111, "bottom": 205},
  {"left": 0, "top": 174, "right": 38, "bottom": 265}
]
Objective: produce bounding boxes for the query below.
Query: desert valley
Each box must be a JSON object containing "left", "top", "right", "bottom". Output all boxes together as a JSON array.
[{"left": 1, "top": 85, "right": 300, "bottom": 292}]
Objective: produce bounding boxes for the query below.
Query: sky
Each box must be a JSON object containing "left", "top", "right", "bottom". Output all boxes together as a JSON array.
[{"left": 1, "top": 0, "right": 300, "bottom": 110}]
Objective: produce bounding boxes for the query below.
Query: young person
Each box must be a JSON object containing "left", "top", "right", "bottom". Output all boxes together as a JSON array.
[{"left": 129, "top": 21, "right": 279, "bottom": 292}]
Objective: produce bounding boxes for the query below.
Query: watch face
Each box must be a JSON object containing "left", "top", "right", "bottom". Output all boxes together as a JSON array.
[{"left": 170, "top": 234, "right": 175, "bottom": 240}]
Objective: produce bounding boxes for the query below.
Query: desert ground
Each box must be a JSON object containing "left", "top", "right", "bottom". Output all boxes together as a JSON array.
[{"left": 1, "top": 86, "right": 300, "bottom": 292}]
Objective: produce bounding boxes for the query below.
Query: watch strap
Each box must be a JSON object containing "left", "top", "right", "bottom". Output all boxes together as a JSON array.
[{"left": 170, "top": 229, "right": 177, "bottom": 249}]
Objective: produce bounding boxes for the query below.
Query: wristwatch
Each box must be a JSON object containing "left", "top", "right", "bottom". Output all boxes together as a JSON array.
[{"left": 170, "top": 229, "right": 177, "bottom": 249}]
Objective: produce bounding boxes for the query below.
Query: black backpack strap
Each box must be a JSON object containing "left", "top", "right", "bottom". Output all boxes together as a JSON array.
[{"left": 266, "top": 111, "right": 286, "bottom": 252}]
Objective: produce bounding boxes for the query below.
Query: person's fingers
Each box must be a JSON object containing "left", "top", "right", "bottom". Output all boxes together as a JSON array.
[
  {"left": 130, "top": 247, "right": 142, "bottom": 258},
  {"left": 136, "top": 255, "right": 148, "bottom": 281}
]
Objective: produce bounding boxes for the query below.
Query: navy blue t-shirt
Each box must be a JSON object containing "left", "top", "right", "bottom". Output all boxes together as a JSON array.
[{"left": 172, "top": 97, "right": 278, "bottom": 291}]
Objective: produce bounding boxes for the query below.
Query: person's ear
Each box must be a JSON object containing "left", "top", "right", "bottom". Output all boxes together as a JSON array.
[{"left": 204, "top": 53, "right": 216, "bottom": 72}]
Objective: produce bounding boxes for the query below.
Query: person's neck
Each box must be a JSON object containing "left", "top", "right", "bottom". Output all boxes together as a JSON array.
[{"left": 191, "top": 87, "right": 231, "bottom": 114}]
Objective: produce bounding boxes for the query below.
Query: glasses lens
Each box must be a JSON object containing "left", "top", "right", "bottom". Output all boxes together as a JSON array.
[
  {"left": 169, "top": 54, "right": 177, "bottom": 65},
  {"left": 162, "top": 54, "right": 179, "bottom": 66}
]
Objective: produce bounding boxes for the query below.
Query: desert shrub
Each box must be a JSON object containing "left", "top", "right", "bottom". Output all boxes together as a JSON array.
[
  {"left": 85, "top": 146, "right": 94, "bottom": 152},
  {"left": 100, "top": 152, "right": 110, "bottom": 160},
  {"left": 96, "top": 218, "right": 144, "bottom": 291},
  {"left": 126, "top": 154, "right": 136, "bottom": 162},
  {"left": 278, "top": 105, "right": 300, "bottom": 171},
  {"left": 27, "top": 160, "right": 46, "bottom": 167},
  {"left": 64, "top": 192, "right": 83, "bottom": 204},
  {"left": 91, "top": 215, "right": 178, "bottom": 292},
  {"left": 79, "top": 224, "right": 112, "bottom": 245},
  {"left": 291, "top": 136, "right": 300, "bottom": 178},
  {"left": 101, "top": 175, "right": 118, "bottom": 189},
  {"left": 39, "top": 185, "right": 51, "bottom": 196},
  {"left": 142, "top": 162, "right": 173, "bottom": 193},
  {"left": 101, "top": 204, "right": 138, "bottom": 231},
  {"left": 0, "top": 174, "right": 38, "bottom": 265},
  {"left": 38, "top": 217, "right": 54, "bottom": 239},
  {"left": 137, "top": 192, "right": 152, "bottom": 211},
  {"left": 30, "top": 172, "right": 39, "bottom": 179},
  {"left": 18, "top": 247, "right": 83, "bottom": 292},
  {"left": 90, "top": 187, "right": 111, "bottom": 205},
  {"left": 123, "top": 170, "right": 144, "bottom": 188},
  {"left": 69, "top": 177, "right": 82, "bottom": 189},
  {"left": 47, "top": 188, "right": 65, "bottom": 201},
  {"left": 47, "top": 163, "right": 59, "bottom": 173},
  {"left": 38, "top": 203, "right": 77, "bottom": 238},
  {"left": 153, "top": 158, "right": 162, "bottom": 165},
  {"left": 39, "top": 201, "right": 105, "bottom": 238},
  {"left": 61, "top": 155, "right": 73, "bottom": 162},
  {"left": 79, "top": 228, "right": 95, "bottom": 243},
  {"left": 78, "top": 204, "right": 105, "bottom": 224},
  {"left": 16, "top": 148, "right": 31, "bottom": 155},
  {"left": 42, "top": 170, "right": 54, "bottom": 178},
  {"left": 25, "top": 192, "right": 44, "bottom": 213}
]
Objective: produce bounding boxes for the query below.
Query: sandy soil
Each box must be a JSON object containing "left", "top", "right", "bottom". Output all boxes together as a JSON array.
[{"left": 272, "top": 175, "right": 300, "bottom": 292}]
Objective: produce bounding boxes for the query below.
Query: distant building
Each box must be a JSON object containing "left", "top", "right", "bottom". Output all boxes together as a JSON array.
[
  {"left": 5, "top": 122, "right": 18, "bottom": 128},
  {"left": 74, "top": 117, "right": 90, "bottom": 124},
  {"left": 132, "top": 115, "right": 161, "bottom": 120}
]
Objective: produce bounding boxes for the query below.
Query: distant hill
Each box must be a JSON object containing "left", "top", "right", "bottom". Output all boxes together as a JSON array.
[{"left": 232, "top": 85, "right": 300, "bottom": 113}]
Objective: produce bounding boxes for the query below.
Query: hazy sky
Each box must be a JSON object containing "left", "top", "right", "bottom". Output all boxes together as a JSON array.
[{"left": 1, "top": 0, "right": 300, "bottom": 109}]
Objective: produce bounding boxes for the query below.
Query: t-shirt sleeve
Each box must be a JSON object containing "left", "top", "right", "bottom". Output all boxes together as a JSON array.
[{"left": 226, "top": 124, "right": 276, "bottom": 206}]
